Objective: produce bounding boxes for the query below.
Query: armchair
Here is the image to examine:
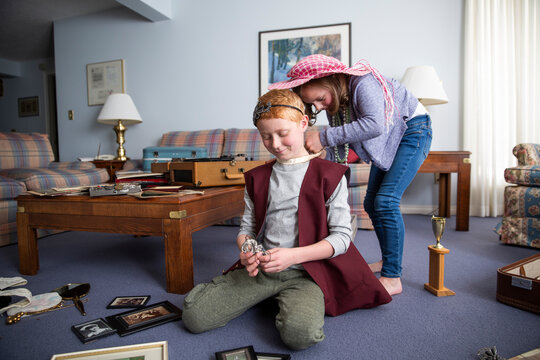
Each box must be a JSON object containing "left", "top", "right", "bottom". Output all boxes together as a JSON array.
[{"left": 498, "top": 143, "right": 540, "bottom": 248}]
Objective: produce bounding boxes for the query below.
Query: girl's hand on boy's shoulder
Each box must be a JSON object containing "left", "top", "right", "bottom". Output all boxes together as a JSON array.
[
  {"left": 240, "top": 251, "right": 260, "bottom": 277},
  {"left": 259, "top": 248, "right": 297, "bottom": 273}
]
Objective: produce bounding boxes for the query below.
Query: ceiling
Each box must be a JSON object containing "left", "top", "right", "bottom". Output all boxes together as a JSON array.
[{"left": 0, "top": 0, "right": 122, "bottom": 61}]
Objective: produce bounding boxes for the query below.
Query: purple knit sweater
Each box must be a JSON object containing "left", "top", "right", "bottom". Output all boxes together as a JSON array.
[{"left": 320, "top": 73, "right": 420, "bottom": 171}]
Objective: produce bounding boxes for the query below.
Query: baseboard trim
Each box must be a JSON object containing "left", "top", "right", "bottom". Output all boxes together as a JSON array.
[{"left": 400, "top": 205, "right": 456, "bottom": 216}]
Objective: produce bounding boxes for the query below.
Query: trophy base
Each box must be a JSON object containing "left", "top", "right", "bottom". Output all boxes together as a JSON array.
[{"left": 424, "top": 283, "right": 455, "bottom": 297}]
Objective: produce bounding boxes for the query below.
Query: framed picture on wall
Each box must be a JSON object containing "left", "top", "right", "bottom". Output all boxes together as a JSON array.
[
  {"left": 18, "top": 96, "right": 39, "bottom": 117},
  {"left": 86, "top": 59, "right": 125, "bottom": 106},
  {"left": 259, "top": 23, "right": 351, "bottom": 95}
]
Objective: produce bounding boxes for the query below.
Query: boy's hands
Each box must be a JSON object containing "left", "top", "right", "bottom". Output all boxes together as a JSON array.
[
  {"left": 240, "top": 248, "right": 297, "bottom": 276},
  {"left": 239, "top": 251, "right": 262, "bottom": 277},
  {"left": 259, "top": 248, "right": 297, "bottom": 273}
]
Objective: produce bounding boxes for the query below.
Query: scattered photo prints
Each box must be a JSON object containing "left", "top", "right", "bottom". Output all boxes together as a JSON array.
[
  {"left": 215, "top": 346, "right": 257, "bottom": 360},
  {"left": 107, "top": 295, "right": 151, "bottom": 309},
  {"left": 72, "top": 318, "right": 116, "bottom": 344},
  {"left": 105, "top": 301, "right": 182, "bottom": 336},
  {"left": 256, "top": 353, "right": 291, "bottom": 360}
]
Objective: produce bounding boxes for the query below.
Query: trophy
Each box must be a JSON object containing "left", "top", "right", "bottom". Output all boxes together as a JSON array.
[
  {"left": 424, "top": 216, "right": 455, "bottom": 296},
  {"left": 431, "top": 216, "right": 446, "bottom": 249}
]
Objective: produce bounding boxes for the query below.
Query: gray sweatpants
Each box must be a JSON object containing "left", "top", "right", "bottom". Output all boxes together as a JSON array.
[{"left": 182, "top": 268, "right": 325, "bottom": 350}]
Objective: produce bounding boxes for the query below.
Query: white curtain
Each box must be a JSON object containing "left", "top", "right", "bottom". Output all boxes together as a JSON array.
[{"left": 463, "top": 0, "right": 540, "bottom": 217}]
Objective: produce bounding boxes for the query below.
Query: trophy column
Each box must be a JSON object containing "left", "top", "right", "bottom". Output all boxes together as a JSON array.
[
  {"left": 425, "top": 216, "right": 455, "bottom": 297},
  {"left": 424, "top": 245, "right": 455, "bottom": 296}
]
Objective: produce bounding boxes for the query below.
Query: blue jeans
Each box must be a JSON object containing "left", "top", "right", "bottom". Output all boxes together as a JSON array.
[{"left": 364, "top": 115, "right": 432, "bottom": 278}]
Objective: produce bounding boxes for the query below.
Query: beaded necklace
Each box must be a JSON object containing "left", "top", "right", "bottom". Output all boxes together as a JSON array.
[{"left": 330, "top": 105, "right": 351, "bottom": 164}]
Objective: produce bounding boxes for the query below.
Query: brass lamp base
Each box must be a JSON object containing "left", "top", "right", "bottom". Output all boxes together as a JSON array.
[
  {"left": 113, "top": 120, "right": 129, "bottom": 161},
  {"left": 424, "top": 245, "right": 455, "bottom": 297}
]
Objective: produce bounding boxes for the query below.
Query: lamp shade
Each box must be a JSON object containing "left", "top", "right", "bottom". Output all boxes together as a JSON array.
[
  {"left": 401, "top": 66, "right": 448, "bottom": 106},
  {"left": 97, "top": 93, "right": 142, "bottom": 125}
]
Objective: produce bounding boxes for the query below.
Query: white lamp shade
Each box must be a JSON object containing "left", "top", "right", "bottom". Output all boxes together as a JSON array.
[
  {"left": 97, "top": 93, "right": 142, "bottom": 125},
  {"left": 401, "top": 66, "right": 448, "bottom": 106}
]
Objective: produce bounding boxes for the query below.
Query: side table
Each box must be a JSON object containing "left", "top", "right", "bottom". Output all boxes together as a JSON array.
[
  {"left": 418, "top": 151, "right": 471, "bottom": 231},
  {"left": 91, "top": 160, "right": 126, "bottom": 181}
]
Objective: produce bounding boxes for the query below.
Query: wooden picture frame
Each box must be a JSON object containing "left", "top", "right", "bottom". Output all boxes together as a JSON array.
[
  {"left": 18, "top": 96, "right": 39, "bottom": 117},
  {"left": 71, "top": 318, "right": 116, "bottom": 344},
  {"left": 51, "top": 341, "right": 168, "bottom": 360},
  {"left": 107, "top": 295, "right": 151, "bottom": 309},
  {"left": 105, "top": 301, "right": 182, "bottom": 336},
  {"left": 215, "top": 346, "right": 257, "bottom": 360},
  {"left": 256, "top": 353, "right": 291, "bottom": 360},
  {"left": 86, "top": 59, "right": 125, "bottom": 106},
  {"left": 259, "top": 23, "right": 351, "bottom": 95}
]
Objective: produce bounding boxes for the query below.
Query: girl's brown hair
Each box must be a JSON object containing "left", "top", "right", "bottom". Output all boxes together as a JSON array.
[{"left": 294, "top": 74, "right": 350, "bottom": 120}]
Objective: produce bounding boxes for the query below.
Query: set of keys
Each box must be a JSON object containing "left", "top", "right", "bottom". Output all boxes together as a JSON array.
[{"left": 241, "top": 238, "right": 267, "bottom": 256}]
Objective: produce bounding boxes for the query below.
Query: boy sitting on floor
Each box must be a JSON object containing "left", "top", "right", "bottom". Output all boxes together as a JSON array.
[{"left": 182, "top": 89, "right": 391, "bottom": 350}]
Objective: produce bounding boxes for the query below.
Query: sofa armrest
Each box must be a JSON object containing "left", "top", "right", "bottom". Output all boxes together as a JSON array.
[
  {"left": 48, "top": 161, "right": 96, "bottom": 170},
  {"left": 513, "top": 143, "right": 540, "bottom": 166}
]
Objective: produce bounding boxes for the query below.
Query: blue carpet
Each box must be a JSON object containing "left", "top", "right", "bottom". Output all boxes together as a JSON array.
[{"left": 0, "top": 215, "right": 538, "bottom": 359}]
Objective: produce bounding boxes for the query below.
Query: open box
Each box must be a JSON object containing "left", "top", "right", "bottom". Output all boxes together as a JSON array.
[{"left": 496, "top": 253, "right": 540, "bottom": 314}]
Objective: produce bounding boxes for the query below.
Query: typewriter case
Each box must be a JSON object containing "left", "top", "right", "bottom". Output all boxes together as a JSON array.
[
  {"left": 496, "top": 253, "right": 540, "bottom": 314},
  {"left": 167, "top": 156, "right": 266, "bottom": 187}
]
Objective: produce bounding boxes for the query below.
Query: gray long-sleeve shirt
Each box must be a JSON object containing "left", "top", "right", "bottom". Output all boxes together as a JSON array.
[{"left": 238, "top": 160, "right": 352, "bottom": 268}]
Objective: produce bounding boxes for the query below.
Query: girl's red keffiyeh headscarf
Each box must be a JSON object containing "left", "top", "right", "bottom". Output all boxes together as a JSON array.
[{"left": 268, "top": 54, "right": 395, "bottom": 127}]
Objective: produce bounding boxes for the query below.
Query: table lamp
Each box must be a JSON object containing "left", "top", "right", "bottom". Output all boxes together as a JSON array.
[
  {"left": 97, "top": 93, "right": 142, "bottom": 161},
  {"left": 400, "top": 65, "right": 448, "bottom": 106}
]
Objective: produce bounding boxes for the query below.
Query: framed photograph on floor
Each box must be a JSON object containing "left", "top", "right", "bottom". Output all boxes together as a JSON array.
[
  {"left": 259, "top": 23, "right": 351, "bottom": 95},
  {"left": 71, "top": 318, "right": 116, "bottom": 344},
  {"left": 18, "top": 96, "right": 39, "bottom": 117},
  {"left": 51, "top": 341, "right": 168, "bottom": 360},
  {"left": 215, "top": 345, "right": 257, "bottom": 360},
  {"left": 256, "top": 353, "right": 291, "bottom": 360},
  {"left": 86, "top": 59, "right": 125, "bottom": 106},
  {"left": 105, "top": 301, "right": 182, "bottom": 336},
  {"left": 107, "top": 295, "right": 151, "bottom": 309}
]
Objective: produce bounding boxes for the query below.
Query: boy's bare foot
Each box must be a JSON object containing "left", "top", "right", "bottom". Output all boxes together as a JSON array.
[
  {"left": 368, "top": 260, "right": 383, "bottom": 273},
  {"left": 379, "top": 276, "right": 402, "bottom": 296}
]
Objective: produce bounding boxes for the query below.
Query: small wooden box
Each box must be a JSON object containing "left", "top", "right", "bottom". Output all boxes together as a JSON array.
[
  {"left": 169, "top": 158, "right": 266, "bottom": 187},
  {"left": 496, "top": 253, "right": 540, "bottom": 314}
]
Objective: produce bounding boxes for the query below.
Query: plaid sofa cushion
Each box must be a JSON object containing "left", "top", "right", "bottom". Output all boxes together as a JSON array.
[
  {"left": 0, "top": 176, "right": 26, "bottom": 201},
  {"left": 223, "top": 128, "right": 273, "bottom": 161},
  {"left": 504, "top": 165, "right": 540, "bottom": 186},
  {"left": 0, "top": 168, "right": 109, "bottom": 191},
  {"left": 513, "top": 143, "right": 540, "bottom": 166},
  {"left": 160, "top": 129, "right": 225, "bottom": 158},
  {"left": 48, "top": 161, "right": 96, "bottom": 170},
  {"left": 0, "top": 132, "right": 55, "bottom": 169}
]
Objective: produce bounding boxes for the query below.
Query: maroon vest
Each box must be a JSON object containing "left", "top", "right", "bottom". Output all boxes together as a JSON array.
[{"left": 245, "top": 158, "right": 391, "bottom": 316}]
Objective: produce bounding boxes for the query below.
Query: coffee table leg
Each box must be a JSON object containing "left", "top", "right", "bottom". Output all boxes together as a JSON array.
[
  {"left": 17, "top": 211, "right": 39, "bottom": 275},
  {"left": 163, "top": 218, "right": 194, "bottom": 294}
]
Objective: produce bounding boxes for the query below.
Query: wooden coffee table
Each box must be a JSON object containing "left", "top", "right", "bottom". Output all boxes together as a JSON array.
[{"left": 16, "top": 186, "right": 245, "bottom": 294}]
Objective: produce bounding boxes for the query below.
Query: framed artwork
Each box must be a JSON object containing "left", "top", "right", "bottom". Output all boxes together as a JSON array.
[
  {"left": 215, "top": 346, "right": 257, "bottom": 360},
  {"left": 71, "top": 318, "right": 116, "bottom": 344},
  {"left": 105, "top": 301, "right": 182, "bottom": 336},
  {"left": 86, "top": 59, "right": 125, "bottom": 106},
  {"left": 259, "top": 23, "right": 351, "bottom": 95},
  {"left": 18, "top": 96, "right": 39, "bottom": 117},
  {"left": 107, "top": 295, "right": 151, "bottom": 309},
  {"left": 256, "top": 353, "right": 291, "bottom": 360},
  {"left": 50, "top": 341, "right": 168, "bottom": 360}
]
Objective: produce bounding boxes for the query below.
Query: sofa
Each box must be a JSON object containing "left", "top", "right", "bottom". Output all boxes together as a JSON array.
[
  {"left": 497, "top": 143, "right": 540, "bottom": 248},
  {"left": 157, "top": 126, "right": 373, "bottom": 230},
  {"left": 0, "top": 132, "right": 110, "bottom": 246}
]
